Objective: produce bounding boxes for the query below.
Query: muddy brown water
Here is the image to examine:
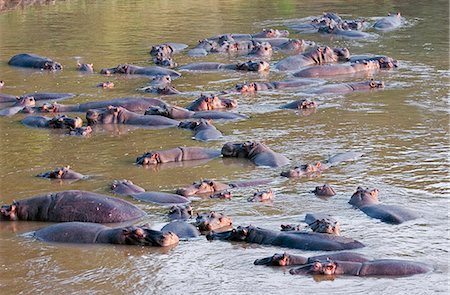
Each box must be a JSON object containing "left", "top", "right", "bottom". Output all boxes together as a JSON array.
[{"left": 0, "top": 1, "right": 448, "bottom": 294}]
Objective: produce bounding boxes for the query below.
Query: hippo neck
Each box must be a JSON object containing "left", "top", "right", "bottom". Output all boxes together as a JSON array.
[
  {"left": 246, "top": 227, "right": 278, "bottom": 244},
  {"left": 95, "top": 228, "right": 124, "bottom": 244}
]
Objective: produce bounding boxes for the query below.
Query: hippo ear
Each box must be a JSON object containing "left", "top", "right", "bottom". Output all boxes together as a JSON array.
[{"left": 122, "top": 228, "right": 131, "bottom": 236}]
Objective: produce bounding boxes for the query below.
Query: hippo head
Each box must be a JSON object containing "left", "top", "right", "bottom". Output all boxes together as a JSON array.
[
  {"left": 168, "top": 205, "right": 194, "bottom": 219},
  {"left": 136, "top": 152, "right": 160, "bottom": 165},
  {"left": 68, "top": 126, "right": 92, "bottom": 136},
  {"left": 48, "top": 114, "right": 83, "bottom": 129},
  {"left": 308, "top": 218, "right": 341, "bottom": 235},
  {"left": 96, "top": 81, "right": 115, "bottom": 89},
  {"left": 100, "top": 64, "right": 129, "bottom": 75},
  {"left": 111, "top": 179, "right": 145, "bottom": 195},
  {"left": 290, "top": 260, "right": 337, "bottom": 275},
  {"left": 257, "top": 28, "right": 289, "bottom": 38},
  {"left": 254, "top": 253, "right": 294, "bottom": 266},
  {"left": 14, "top": 96, "right": 35, "bottom": 108},
  {"left": 312, "top": 184, "right": 336, "bottom": 197},
  {"left": 44, "top": 61, "right": 63, "bottom": 71},
  {"left": 238, "top": 60, "right": 270, "bottom": 72},
  {"left": 195, "top": 211, "right": 233, "bottom": 232},
  {"left": 77, "top": 62, "right": 94, "bottom": 73},
  {"left": 218, "top": 34, "right": 235, "bottom": 45},
  {"left": 348, "top": 187, "right": 380, "bottom": 207},
  {"left": 197, "top": 39, "right": 219, "bottom": 52},
  {"left": 252, "top": 42, "right": 273, "bottom": 58},
  {"left": 86, "top": 106, "right": 122, "bottom": 125},
  {"left": 234, "top": 82, "right": 256, "bottom": 94},
  {"left": 284, "top": 39, "right": 306, "bottom": 51},
  {"left": 378, "top": 57, "right": 398, "bottom": 68},
  {"left": 206, "top": 225, "right": 252, "bottom": 241},
  {"left": 280, "top": 224, "right": 302, "bottom": 231},
  {"left": 150, "top": 75, "right": 172, "bottom": 86},
  {"left": 150, "top": 44, "right": 174, "bottom": 57},
  {"left": 145, "top": 105, "right": 170, "bottom": 117},
  {"left": 37, "top": 166, "right": 73, "bottom": 179},
  {"left": 119, "top": 226, "right": 179, "bottom": 247},
  {"left": 296, "top": 99, "right": 317, "bottom": 110},
  {"left": 153, "top": 55, "right": 177, "bottom": 68},
  {"left": 221, "top": 142, "right": 248, "bottom": 158},
  {"left": 176, "top": 179, "right": 220, "bottom": 197},
  {"left": 39, "top": 103, "right": 59, "bottom": 113},
  {"left": 280, "top": 162, "right": 322, "bottom": 178},
  {"left": 210, "top": 191, "right": 232, "bottom": 200},
  {"left": 247, "top": 189, "right": 274, "bottom": 202},
  {"left": 191, "top": 94, "right": 237, "bottom": 111},
  {"left": 333, "top": 47, "right": 350, "bottom": 61},
  {"left": 0, "top": 204, "right": 18, "bottom": 221}
]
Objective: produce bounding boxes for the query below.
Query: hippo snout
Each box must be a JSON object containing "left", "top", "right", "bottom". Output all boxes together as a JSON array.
[
  {"left": 159, "top": 231, "right": 179, "bottom": 247},
  {"left": 280, "top": 169, "right": 299, "bottom": 178}
]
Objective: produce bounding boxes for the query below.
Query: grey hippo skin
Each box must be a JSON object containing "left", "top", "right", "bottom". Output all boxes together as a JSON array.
[
  {"left": 349, "top": 187, "right": 419, "bottom": 224},
  {"left": 77, "top": 62, "right": 94, "bottom": 73},
  {"left": 275, "top": 46, "right": 350, "bottom": 71},
  {"left": 227, "top": 78, "right": 322, "bottom": 94},
  {"left": 37, "top": 166, "right": 86, "bottom": 180},
  {"left": 293, "top": 60, "right": 381, "bottom": 78},
  {"left": 86, "top": 106, "right": 179, "bottom": 127},
  {"left": 167, "top": 205, "right": 194, "bottom": 220},
  {"left": 221, "top": 141, "right": 290, "bottom": 168},
  {"left": 22, "top": 114, "right": 83, "bottom": 129},
  {"left": 8, "top": 53, "right": 62, "bottom": 71},
  {"left": 206, "top": 225, "right": 364, "bottom": 251},
  {"left": 0, "top": 92, "right": 75, "bottom": 104},
  {"left": 195, "top": 211, "right": 233, "bottom": 232},
  {"left": 0, "top": 96, "right": 36, "bottom": 116},
  {"left": 100, "top": 64, "right": 181, "bottom": 78},
  {"left": 186, "top": 94, "right": 237, "bottom": 111},
  {"left": 307, "top": 79, "right": 385, "bottom": 95},
  {"left": 0, "top": 190, "right": 145, "bottom": 223},
  {"left": 136, "top": 147, "right": 221, "bottom": 165},
  {"left": 289, "top": 258, "right": 431, "bottom": 277},
  {"left": 178, "top": 119, "right": 223, "bottom": 141},
  {"left": 373, "top": 12, "right": 403, "bottom": 31},
  {"left": 34, "top": 222, "right": 179, "bottom": 247},
  {"left": 145, "top": 104, "right": 247, "bottom": 120},
  {"left": 176, "top": 178, "right": 272, "bottom": 197},
  {"left": 312, "top": 184, "right": 336, "bottom": 197},
  {"left": 161, "top": 220, "right": 200, "bottom": 239},
  {"left": 254, "top": 251, "right": 370, "bottom": 266},
  {"left": 111, "top": 179, "right": 190, "bottom": 205},
  {"left": 179, "top": 60, "right": 270, "bottom": 72}
]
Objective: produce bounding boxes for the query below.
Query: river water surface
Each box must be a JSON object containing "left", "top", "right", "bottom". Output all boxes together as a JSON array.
[{"left": 0, "top": 1, "right": 448, "bottom": 294}]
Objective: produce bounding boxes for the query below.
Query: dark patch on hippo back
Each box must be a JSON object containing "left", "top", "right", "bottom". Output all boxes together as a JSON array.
[
  {"left": 161, "top": 220, "right": 200, "bottom": 239},
  {"left": 131, "top": 192, "right": 190, "bottom": 205}
]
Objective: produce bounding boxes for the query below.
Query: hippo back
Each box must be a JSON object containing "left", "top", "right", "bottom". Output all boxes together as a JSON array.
[{"left": 34, "top": 222, "right": 108, "bottom": 243}]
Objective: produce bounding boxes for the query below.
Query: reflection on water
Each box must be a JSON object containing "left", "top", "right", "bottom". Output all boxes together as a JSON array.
[{"left": 0, "top": 0, "right": 448, "bottom": 294}]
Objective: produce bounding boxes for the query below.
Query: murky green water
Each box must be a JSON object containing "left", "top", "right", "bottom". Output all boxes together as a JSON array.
[{"left": 0, "top": 1, "right": 448, "bottom": 294}]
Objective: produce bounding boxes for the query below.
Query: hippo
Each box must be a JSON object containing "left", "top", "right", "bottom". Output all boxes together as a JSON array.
[
  {"left": 195, "top": 211, "right": 233, "bottom": 232},
  {"left": 96, "top": 81, "right": 115, "bottom": 89},
  {"left": 8, "top": 53, "right": 62, "bottom": 71},
  {"left": 179, "top": 60, "right": 269, "bottom": 72},
  {"left": 0, "top": 80, "right": 4, "bottom": 88},
  {"left": 289, "top": 258, "right": 431, "bottom": 277},
  {"left": 248, "top": 42, "right": 273, "bottom": 58},
  {"left": 210, "top": 191, "right": 233, "bottom": 199},
  {"left": 136, "top": 147, "right": 221, "bottom": 165},
  {"left": 186, "top": 94, "right": 237, "bottom": 111},
  {"left": 153, "top": 55, "right": 177, "bottom": 68},
  {"left": 206, "top": 225, "right": 364, "bottom": 251},
  {"left": 161, "top": 220, "right": 200, "bottom": 239},
  {"left": 22, "top": 114, "right": 83, "bottom": 129},
  {"left": 271, "top": 39, "right": 313, "bottom": 52},
  {"left": 248, "top": 189, "right": 274, "bottom": 202},
  {"left": 178, "top": 119, "right": 223, "bottom": 141},
  {"left": 68, "top": 126, "right": 93, "bottom": 136},
  {"left": 175, "top": 178, "right": 272, "bottom": 197},
  {"left": 221, "top": 141, "right": 290, "bottom": 168},
  {"left": 306, "top": 79, "right": 385, "bottom": 95},
  {"left": 275, "top": 46, "right": 350, "bottom": 71},
  {"left": 293, "top": 60, "right": 381, "bottom": 78},
  {"left": 0, "top": 96, "right": 36, "bottom": 116},
  {"left": 349, "top": 55, "right": 398, "bottom": 68},
  {"left": 34, "top": 222, "right": 179, "bottom": 247},
  {"left": 305, "top": 213, "right": 340, "bottom": 235},
  {"left": 312, "top": 184, "right": 336, "bottom": 197},
  {"left": 37, "top": 166, "right": 87, "bottom": 180},
  {"left": 280, "top": 99, "right": 317, "bottom": 110},
  {"left": 138, "top": 84, "right": 180, "bottom": 95},
  {"left": 0, "top": 190, "right": 145, "bottom": 223},
  {"left": 254, "top": 251, "right": 370, "bottom": 266},
  {"left": 111, "top": 179, "right": 190, "bottom": 205},
  {"left": 1, "top": 92, "right": 75, "bottom": 104},
  {"left": 318, "top": 24, "right": 375, "bottom": 39},
  {"left": 100, "top": 64, "right": 181, "bottom": 78},
  {"left": 348, "top": 187, "right": 419, "bottom": 224},
  {"left": 86, "top": 106, "right": 179, "bottom": 127},
  {"left": 145, "top": 104, "right": 247, "bottom": 120},
  {"left": 373, "top": 12, "right": 403, "bottom": 31},
  {"left": 228, "top": 79, "right": 322, "bottom": 94},
  {"left": 168, "top": 205, "right": 193, "bottom": 220},
  {"left": 207, "top": 29, "right": 289, "bottom": 42},
  {"left": 0, "top": 93, "right": 17, "bottom": 103},
  {"left": 38, "top": 97, "right": 166, "bottom": 114},
  {"left": 77, "top": 62, "right": 94, "bottom": 73},
  {"left": 150, "top": 43, "right": 188, "bottom": 57}
]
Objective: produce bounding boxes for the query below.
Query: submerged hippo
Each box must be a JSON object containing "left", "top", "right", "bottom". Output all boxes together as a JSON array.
[
  {"left": 227, "top": 79, "right": 322, "bottom": 94},
  {"left": 206, "top": 225, "right": 364, "bottom": 251},
  {"left": 247, "top": 189, "right": 274, "bottom": 202},
  {"left": 275, "top": 46, "right": 350, "bottom": 71},
  {"left": 0, "top": 92, "right": 75, "bottom": 104},
  {"left": 305, "top": 213, "right": 341, "bottom": 235},
  {"left": 280, "top": 98, "right": 317, "bottom": 110},
  {"left": 77, "top": 62, "right": 94, "bottom": 73},
  {"left": 179, "top": 60, "right": 269, "bottom": 72},
  {"left": 68, "top": 126, "right": 93, "bottom": 136},
  {"left": 37, "top": 166, "right": 87, "bottom": 180},
  {"left": 195, "top": 211, "right": 233, "bottom": 232},
  {"left": 34, "top": 222, "right": 179, "bottom": 247},
  {"left": 293, "top": 60, "right": 381, "bottom": 78},
  {"left": 175, "top": 178, "right": 272, "bottom": 197},
  {"left": 221, "top": 141, "right": 290, "bottom": 168},
  {"left": 8, "top": 53, "right": 62, "bottom": 71},
  {"left": 318, "top": 24, "right": 375, "bottom": 39},
  {"left": 100, "top": 64, "right": 181, "bottom": 78},
  {"left": 306, "top": 79, "right": 385, "bottom": 95},
  {"left": 111, "top": 179, "right": 190, "bottom": 205},
  {"left": 289, "top": 258, "right": 431, "bottom": 277},
  {"left": 168, "top": 205, "right": 194, "bottom": 220},
  {"left": 312, "top": 184, "right": 336, "bottom": 197},
  {"left": 178, "top": 119, "right": 223, "bottom": 141},
  {"left": 348, "top": 187, "right": 419, "bottom": 224},
  {"left": 186, "top": 94, "right": 237, "bottom": 111},
  {"left": 373, "top": 12, "right": 403, "bottom": 31},
  {"left": 0, "top": 96, "right": 36, "bottom": 116},
  {"left": 254, "top": 251, "right": 370, "bottom": 266},
  {"left": 0, "top": 190, "right": 145, "bottom": 223},
  {"left": 22, "top": 114, "right": 83, "bottom": 129},
  {"left": 161, "top": 220, "right": 200, "bottom": 239},
  {"left": 136, "top": 147, "right": 221, "bottom": 165},
  {"left": 86, "top": 106, "right": 179, "bottom": 127},
  {"left": 145, "top": 104, "right": 247, "bottom": 120}
]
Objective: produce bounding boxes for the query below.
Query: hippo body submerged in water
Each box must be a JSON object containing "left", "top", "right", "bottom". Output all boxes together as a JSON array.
[
  {"left": 178, "top": 119, "right": 223, "bottom": 141},
  {"left": 373, "top": 12, "right": 403, "bottom": 31},
  {"left": 37, "top": 166, "right": 87, "bottom": 180},
  {"left": 22, "top": 114, "right": 83, "bottom": 129},
  {"left": 179, "top": 60, "right": 269, "bottom": 72},
  {"left": 136, "top": 147, "right": 221, "bottom": 166},
  {"left": 0, "top": 190, "right": 145, "bottom": 223},
  {"left": 34, "top": 222, "right": 179, "bottom": 247},
  {"left": 8, "top": 53, "right": 63, "bottom": 71},
  {"left": 100, "top": 64, "right": 181, "bottom": 78},
  {"left": 221, "top": 141, "right": 290, "bottom": 168},
  {"left": 176, "top": 179, "right": 272, "bottom": 197},
  {"left": 145, "top": 104, "right": 247, "bottom": 121}
]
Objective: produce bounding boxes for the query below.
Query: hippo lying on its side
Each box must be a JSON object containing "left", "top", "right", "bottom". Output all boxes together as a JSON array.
[
  {"left": 175, "top": 179, "right": 272, "bottom": 197},
  {"left": 293, "top": 60, "right": 381, "bottom": 78},
  {"left": 254, "top": 251, "right": 370, "bottom": 266},
  {"left": 37, "top": 166, "right": 87, "bottom": 180},
  {"left": 22, "top": 114, "right": 83, "bottom": 129},
  {"left": 136, "top": 147, "right": 221, "bottom": 165},
  {"left": 179, "top": 60, "right": 270, "bottom": 72},
  {"left": 290, "top": 258, "right": 431, "bottom": 277},
  {"left": 178, "top": 119, "right": 223, "bottom": 141},
  {"left": 221, "top": 141, "right": 290, "bottom": 168},
  {"left": 206, "top": 225, "right": 364, "bottom": 251},
  {"left": 275, "top": 46, "right": 350, "bottom": 71},
  {"left": 186, "top": 94, "right": 237, "bottom": 111},
  {"left": 34, "top": 222, "right": 179, "bottom": 247},
  {"left": 195, "top": 211, "right": 233, "bottom": 232},
  {"left": 373, "top": 12, "right": 403, "bottom": 31},
  {"left": 161, "top": 220, "right": 200, "bottom": 239},
  {"left": 100, "top": 64, "right": 181, "bottom": 78},
  {"left": 8, "top": 53, "right": 62, "bottom": 71},
  {"left": 0, "top": 190, "right": 145, "bottom": 223},
  {"left": 145, "top": 104, "right": 247, "bottom": 120},
  {"left": 349, "top": 187, "right": 419, "bottom": 224},
  {"left": 86, "top": 106, "right": 179, "bottom": 127},
  {"left": 111, "top": 179, "right": 190, "bottom": 205}
]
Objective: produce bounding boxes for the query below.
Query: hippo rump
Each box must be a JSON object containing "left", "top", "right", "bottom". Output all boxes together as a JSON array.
[
  {"left": 34, "top": 222, "right": 179, "bottom": 247},
  {"left": 8, "top": 53, "right": 62, "bottom": 71},
  {"left": 293, "top": 60, "right": 381, "bottom": 78},
  {"left": 290, "top": 258, "right": 431, "bottom": 277},
  {"left": 145, "top": 104, "right": 247, "bottom": 120},
  {"left": 254, "top": 251, "right": 370, "bottom": 266},
  {"left": 206, "top": 225, "right": 364, "bottom": 251},
  {"left": 178, "top": 119, "right": 223, "bottom": 141},
  {"left": 38, "top": 97, "right": 166, "bottom": 114},
  {"left": 349, "top": 187, "right": 419, "bottom": 224},
  {"left": 37, "top": 166, "right": 87, "bottom": 180},
  {"left": 22, "top": 114, "right": 83, "bottom": 129},
  {"left": 221, "top": 141, "right": 290, "bottom": 168},
  {"left": 100, "top": 64, "right": 181, "bottom": 78},
  {"left": 373, "top": 12, "right": 403, "bottom": 31},
  {"left": 275, "top": 46, "right": 350, "bottom": 71},
  {"left": 0, "top": 190, "right": 145, "bottom": 223},
  {"left": 186, "top": 94, "right": 237, "bottom": 111},
  {"left": 136, "top": 147, "right": 221, "bottom": 165},
  {"left": 111, "top": 179, "right": 190, "bottom": 205},
  {"left": 86, "top": 106, "right": 179, "bottom": 127}
]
